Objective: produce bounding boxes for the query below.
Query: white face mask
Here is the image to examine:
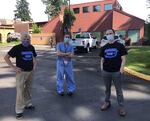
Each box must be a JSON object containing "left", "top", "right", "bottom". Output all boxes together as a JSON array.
[
  {"left": 106, "top": 34, "right": 114, "bottom": 42},
  {"left": 64, "top": 38, "right": 70, "bottom": 43}
]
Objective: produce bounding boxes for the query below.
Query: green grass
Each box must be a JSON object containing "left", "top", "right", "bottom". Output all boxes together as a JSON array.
[
  {"left": 0, "top": 41, "right": 21, "bottom": 46},
  {"left": 126, "top": 46, "right": 150, "bottom": 75}
]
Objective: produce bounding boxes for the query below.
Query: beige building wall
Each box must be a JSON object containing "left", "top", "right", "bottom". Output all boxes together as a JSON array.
[
  {"left": 31, "top": 33, "right": 56, "bottom": 45},
  {"left": 14, "top": 22, "right": 29, "bottom": 34},
  {"left": 0, "top": 28, "right": 14, "bottom": 42}
]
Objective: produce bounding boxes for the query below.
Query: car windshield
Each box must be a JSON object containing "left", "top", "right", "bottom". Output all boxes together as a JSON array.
[
  {"left": 75, "top": 34, "right": 81, "bottom": 38},
  {"left": 75, "top": 33, "right": 90, "bottom": 39},
  {"left": 81, "top": 33, "right": 90, "bottom": 38}
]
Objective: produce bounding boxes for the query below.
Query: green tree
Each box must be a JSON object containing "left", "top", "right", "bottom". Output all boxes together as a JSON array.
[
  {"left": 32, "top": 23, "right": 41, "bottom": 33},
  {"left": 63, "top": 7, "right": 76, "bottom": 32},
  {"left": 14, "top": 0, "right": 32, "bottom": 21},
  {"left": 42, "top": 0, "right": 67, "bottom": 19}
]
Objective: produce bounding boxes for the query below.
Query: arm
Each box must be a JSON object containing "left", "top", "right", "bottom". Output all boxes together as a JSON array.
[
  {"left": 66, "top": 45, "right": 74, "bottom": 58},
  {"left": 57, "top": 50, "right": 69, "bottom": 57},
  {"left": 120, "top": 55, "right": 126, "bottom": 74},
  {"left": 100, "top": 57, "right": 104, "bottom": 71},
  {"left": 66, "top": 52, "right": 74, "bottom": 58},
  {"left": 4, "top": 54, "right": 21, "bottom": 73},
  {"left": 33, "top": 56, "right": 37, "bottom": 70}
]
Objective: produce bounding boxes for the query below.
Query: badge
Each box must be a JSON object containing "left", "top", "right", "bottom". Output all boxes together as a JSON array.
[{"left": 64, "top": 60, "right": 68, "bottom": 66}]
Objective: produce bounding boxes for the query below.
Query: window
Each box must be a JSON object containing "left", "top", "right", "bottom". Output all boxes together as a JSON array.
[
  {"left": 104, "top": 4, "right": 113, "bottom": 11},
  {"left": 75, "top": 34, "right": 81, "bottom": 38},
  {"left": 81, "top": 33, "right": 90, "bottom": 38},
  {"left": 83, "top": 6, "right": 89, "bottom": 13},
  {"left": 93, "top": 5, "right": 100, "bottom": 12},
  {"left": 115, "top": 30, "right": 126, "bottom": 38},
  {"left": 73, "top": 8, "right": 80, "bottom": 14}
]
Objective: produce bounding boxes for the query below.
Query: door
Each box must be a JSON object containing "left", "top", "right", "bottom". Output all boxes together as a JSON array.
[{"left": 128, "top": 30, "right": 140, "bottom": 44}]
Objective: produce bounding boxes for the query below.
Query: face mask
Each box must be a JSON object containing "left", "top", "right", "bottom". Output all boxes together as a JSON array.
[
  {"left": 64, "top": 38, "right": 70, "bottom": 43},
  {"left": 21, "top": 40, "right": 30, "bottom": 47},
  {"left": 106, "top": 34, "right": 114, "bottom": 42}
]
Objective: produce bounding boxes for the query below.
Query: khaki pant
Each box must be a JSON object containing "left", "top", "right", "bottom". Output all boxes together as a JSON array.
[{"left": 15, "top": 71, "right": 33, "bottom": 114}]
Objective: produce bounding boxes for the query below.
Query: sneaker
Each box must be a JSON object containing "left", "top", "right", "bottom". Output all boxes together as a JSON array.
[
  {"left": 25, "top": 105, "right": 35, "bottom": 110},
  {"left": 58, "top": 92, "right": 65, "bottom": 96},
  {"left": 67, "top": 92, "right": 74, "bottom": 97},
  {"left": 100, "top": 102, "right": 111, "bottom": 111},
  {"left": 118, "top": 106, "right": 127, "bottom": 117},
  {"left": 16, "top": 113, "right": 23, "bottom": 120}
]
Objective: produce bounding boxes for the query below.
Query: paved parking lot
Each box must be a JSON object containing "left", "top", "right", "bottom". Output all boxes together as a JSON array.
[{"left": 0, "top": 46, "right": 150, "bottom": 121}]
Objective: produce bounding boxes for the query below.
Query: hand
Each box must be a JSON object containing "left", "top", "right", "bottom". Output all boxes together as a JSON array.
[
  {"left": 65, "top": 52, "right": 71, "bottom": 57},
  {"left": 13, "top": 66, "right": 22, "bottom": 73},
  {"left": 33, "top": 66, "right": 36, "bottom": 71},
  {"left": 120, "top": 69, "right": 124, "bottom": 74}
]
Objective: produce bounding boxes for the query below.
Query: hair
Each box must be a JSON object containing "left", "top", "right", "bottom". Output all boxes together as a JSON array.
[
  {"left": 21, "top": 32, "right": 31, "bottom": 41},
  {"left": 111, "top": 29, "right": 115, "bottom": 34},
  {"left": 64, "top": 32, "right": 70, "bottom": 36},
  {"left": 105, "top": 29, "right": 115, "bottom": 34}
]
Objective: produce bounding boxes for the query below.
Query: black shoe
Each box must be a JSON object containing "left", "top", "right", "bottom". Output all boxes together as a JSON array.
[
  {"left": 58, "top": 92, "right": 65, "bottom": 96},
  {"left": 16, "top": 113, "right": 23, "bottom": 120},
  {"left": 25, "top": 105, "right": 35, "bottom": 110},
  {"left": 67, "top": 92, "right": 74, "bottom": 96}
]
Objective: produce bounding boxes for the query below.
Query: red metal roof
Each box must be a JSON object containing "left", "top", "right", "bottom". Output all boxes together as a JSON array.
[
  {"left": 71, "top": 10, "right": 113, "bottom": 32},
  {"left": 42, "top": 9, "right": 144, "bottom": 33},
  {"left": 42, "top": 0, "right": 144, "bottom": 42},
  {"left": 113, "top": 9, "right": 144, "bottom": 30}
]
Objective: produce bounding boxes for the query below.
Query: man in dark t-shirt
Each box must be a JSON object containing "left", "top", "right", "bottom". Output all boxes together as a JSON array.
[
  {"left": 4, "top": 33, "right": 37, "bottom": 119},
  {"left": 99, "top": 29, "right": 127, "bottom": 117}
]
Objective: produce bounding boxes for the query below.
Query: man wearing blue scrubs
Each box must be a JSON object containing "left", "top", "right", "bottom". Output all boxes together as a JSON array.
[{"left": 56, "top": 33, "right": 76, "bottom": 96}]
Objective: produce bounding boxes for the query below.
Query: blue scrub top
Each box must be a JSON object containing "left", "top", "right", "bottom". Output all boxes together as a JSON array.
[{"left": 56, "top": 42, "right": 74, "bottom": 62}]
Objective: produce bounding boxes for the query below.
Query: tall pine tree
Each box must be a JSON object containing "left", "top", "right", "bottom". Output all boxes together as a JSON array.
[
  {"left": 14, "top": 0, "right": 32, "bottom": 21},
  {"left": 42, "top": 0, "right": 67, "bottom": 19}
]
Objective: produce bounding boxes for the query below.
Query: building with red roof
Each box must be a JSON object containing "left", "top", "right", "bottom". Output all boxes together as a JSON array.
[{"left": 42, "top": 0, "right": 144, "bottom": 44}]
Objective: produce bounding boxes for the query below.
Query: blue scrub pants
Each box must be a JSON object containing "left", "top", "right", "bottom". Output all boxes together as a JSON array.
[{"left": 56, "top": 60, "right": 76, "bottom": 94}]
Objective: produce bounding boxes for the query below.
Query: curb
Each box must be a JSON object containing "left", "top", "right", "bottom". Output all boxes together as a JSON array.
[{"left": 124, "top": 67, "right": 150, "bottom": 81}]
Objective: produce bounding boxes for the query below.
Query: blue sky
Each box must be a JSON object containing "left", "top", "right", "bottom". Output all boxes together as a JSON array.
[{"left": 0, "top": 0, "right": 148, "bottom": 22}]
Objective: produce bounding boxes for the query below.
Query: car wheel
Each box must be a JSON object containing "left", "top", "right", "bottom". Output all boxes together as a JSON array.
[{"left": 85, "top": 43, "right": 90, "bottom": 53}]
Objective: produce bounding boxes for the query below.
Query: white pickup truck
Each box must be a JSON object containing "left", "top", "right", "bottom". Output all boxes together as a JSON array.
[{"left": 71, "top": 32, "right": 98, "bottom": 52}]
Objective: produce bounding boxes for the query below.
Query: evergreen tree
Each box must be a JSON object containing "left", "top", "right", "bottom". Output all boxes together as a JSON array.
[
  {"left": 14, "top": 0, "right": 32, "bottom": 21},
  {"left": 42, "top": 0, "right": 67, "bottom": 19},
  {"left": 63, "top": 7, "right": 76, "bottom": 32}
]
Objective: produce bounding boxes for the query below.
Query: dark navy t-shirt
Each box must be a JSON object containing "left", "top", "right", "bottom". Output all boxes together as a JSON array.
[
  {"left": 100, "top": 41, "right": 127, "bottom": 72},
  {"left": 8, "top": 44, "right": 37, "bottom": 71}
]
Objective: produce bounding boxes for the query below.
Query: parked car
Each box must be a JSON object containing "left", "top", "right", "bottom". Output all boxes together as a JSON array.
[
  {"left": 72, "top": 32, "right": 98, "bottom": 52},
  {"left": 100, "top": 34, "right": 125, "bottom": 47},
  {"left": 7, "top": 32, "right": 21, "bottom": 43}
]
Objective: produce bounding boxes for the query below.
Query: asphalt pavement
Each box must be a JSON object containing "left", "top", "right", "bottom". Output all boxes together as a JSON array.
[{"left": 0, "top": 46, "right": 150, "bottom": 121}]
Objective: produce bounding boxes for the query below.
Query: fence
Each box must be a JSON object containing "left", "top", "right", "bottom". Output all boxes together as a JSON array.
[{"left": 31, "top": 33, "right": 56, "bottom": 46}]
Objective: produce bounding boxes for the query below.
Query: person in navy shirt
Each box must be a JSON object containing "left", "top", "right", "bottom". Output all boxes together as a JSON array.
[
  {"left": 99, "top": 29, "right": 127, "bottom": 117},
  {"left": 4, "top": 33, "right": 37, "bottom": 119}
]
